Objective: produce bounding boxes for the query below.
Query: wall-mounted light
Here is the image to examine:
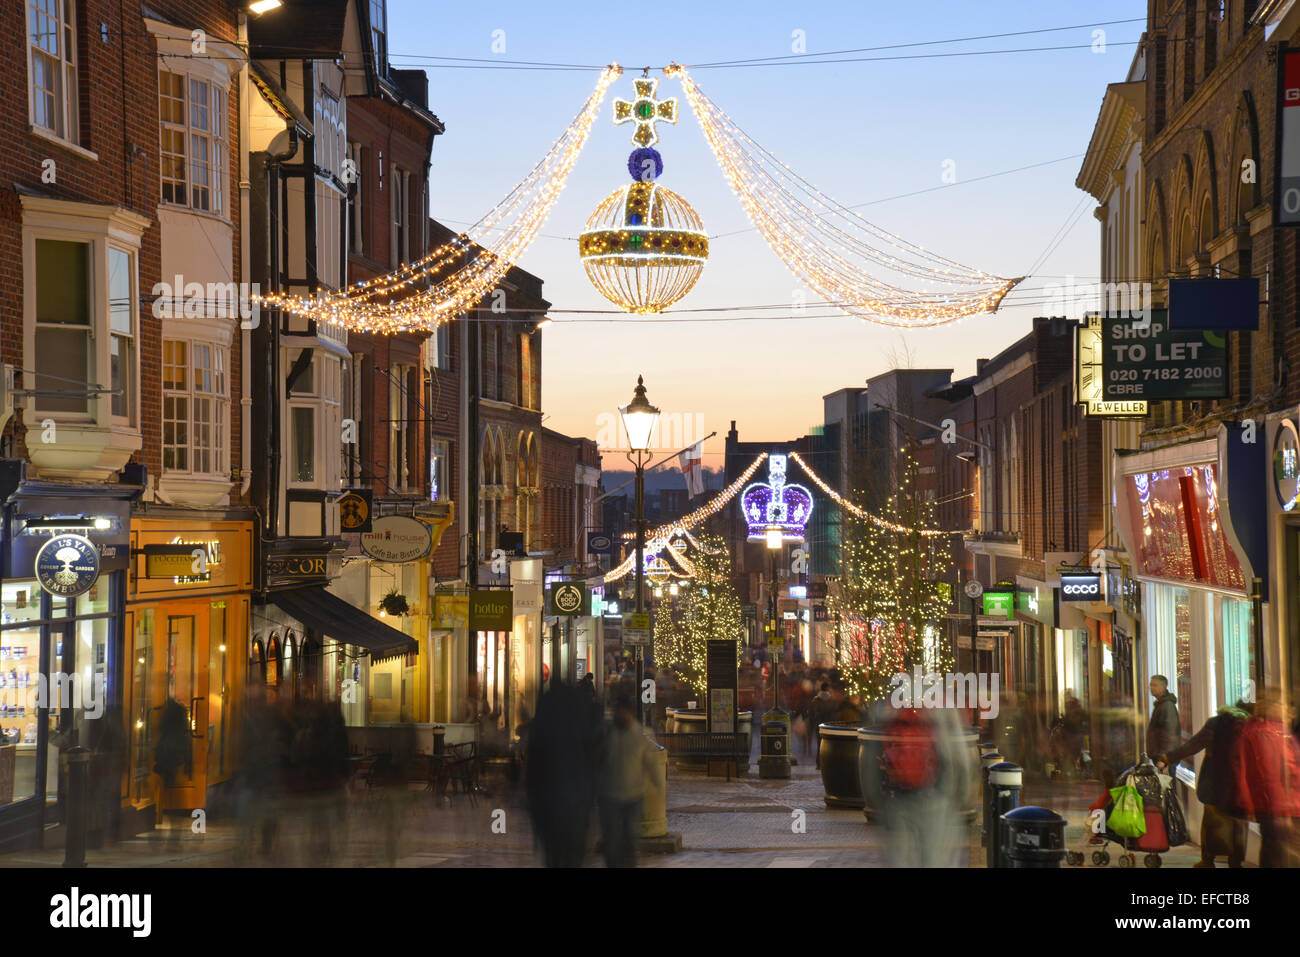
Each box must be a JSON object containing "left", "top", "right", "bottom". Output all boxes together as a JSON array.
[
  {"left": 535, "top": 317, "right": 553, "bottom": 330},
  {"left": 248, "top": 0, "right": 283, "bottom": 13}
]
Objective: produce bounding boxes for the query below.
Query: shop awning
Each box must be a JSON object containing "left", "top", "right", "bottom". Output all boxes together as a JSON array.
[{"left": 272, "top": 587, "right": 418, "bottom": 662}]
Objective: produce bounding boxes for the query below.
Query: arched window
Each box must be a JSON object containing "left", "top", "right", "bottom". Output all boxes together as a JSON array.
[
  {"left": 250, "top": 637, "right": 266, "bottom": 685},
  {"left": 1198, "top": 195, "right": 1215, "bottom": 251},
  {"left": 266, "top": 633, "right": 281, "bottom": 689},
  {"left": 301, "top": 635, "right": 323, "bottom": 698},
  {"left": 285, "top": 631, "right": 299, "bottom": 698}
]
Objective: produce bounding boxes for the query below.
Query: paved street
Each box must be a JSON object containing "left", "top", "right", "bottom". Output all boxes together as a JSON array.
[{"left": 0, "top": 739, "right": 1213, "bottom": 869}]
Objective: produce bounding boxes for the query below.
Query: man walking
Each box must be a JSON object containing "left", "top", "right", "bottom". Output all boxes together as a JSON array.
[
  {"left": 598, "top": 696, "right": 657, "bottom": 867},
  {"left": 1146, "top": 675, "right": 1181, "bottom": 759}
]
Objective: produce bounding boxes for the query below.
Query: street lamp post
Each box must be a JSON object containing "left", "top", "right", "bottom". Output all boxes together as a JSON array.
[
  {"left": 620, "top": 375, "right": 660, "bottom": 725},
  {"left": 766, "top": 525, "right": 783, "bottom": 711}
]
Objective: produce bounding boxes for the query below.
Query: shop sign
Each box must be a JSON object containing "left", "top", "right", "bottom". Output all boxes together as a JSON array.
[
  {"left": 548, "top": 581, "right": 589, "bottom": 617},
  {"left": 807, "top": 581, "right": 827, "bottom": 599},
  {"left": 1060, "top": 572, "right": 1102, "bottom": 602},
  {"left": 1101, "top": 311, "right": 1229, "bottom": 401},
  {"left": 1274, "top": 420, "right": 1300, "bottom": 512},
  {"left": 469, "top": 589, "right": 513, "bottom": 631},
  {"left": 1279, "top": 49, "right": 1300, "bottom": 226},
  {"left": 434, "top": 593, "right": 469, "bottom": 630},
  {"left": 587, "top": 532, "right": 614, "bottom": 554},
  {"left": 741, "top": 602, "right": 757, "bottom": 619},
  {"left": 34, "top": 534, "right": 101, "bottom": 598},
  {"left": 338, "top": 489, "right": 373, "bottom": 533},
  {"left": 1167, "top": 278, "right": 1260, "bottom": 331},
  {"left": 142, "top": 542, "right": 221, "bottom": 581},
  {"left": 813, "top": 605, "right": 828, "bottom": 621},
  {"left": 361, "top": 516, "right": 430, "bottom": 563},
  {"left": 1077, "top": 315, "right": 1148, "bottom": 418},
  {"left": 982, "top": 591, "right": 1014, "bottom": 619},
  {"left": 266, "top": 553, "right": 333, "bottom": 581}
]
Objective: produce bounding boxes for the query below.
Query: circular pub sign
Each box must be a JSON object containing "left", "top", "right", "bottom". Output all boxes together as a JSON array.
[
  {"left": 361, "top": 516, "right": 431, "bottom": 563},
  {"left": 34, "top": 534, "right": 102, "bottom": 598}
]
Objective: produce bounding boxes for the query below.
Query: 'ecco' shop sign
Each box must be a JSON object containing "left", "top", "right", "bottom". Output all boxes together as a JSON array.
[
  {"left": 1059, "top": 573, "right": 1102, "bottom": 602},
  {"left": 1101, "top": 311, "right": 1228, "bottom": 402}
]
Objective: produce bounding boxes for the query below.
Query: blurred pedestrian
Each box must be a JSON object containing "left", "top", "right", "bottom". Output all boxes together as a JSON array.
[
  {"left": 1146, "top": 675, "right": 1181, "bottom": 759},
  {"left": 1231, "top": 689, "right": 1300, "bottom": 868},
  {"left": 598, "top": 695, "right": 658, "bottom": 868},
  {"left": 808, "top": 682, "right": 833, "bottom": 769},
  {"left": 526, "top": 681, "right": 598, "bottom": 867},
  {"left": 1157, "top": 700, "right": 1250, "bottom": 868}
]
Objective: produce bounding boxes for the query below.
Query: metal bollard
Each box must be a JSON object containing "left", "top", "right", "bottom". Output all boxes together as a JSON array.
[
  {"left": 986, "top": 762, "right": 1023, "bottom": 868},
  {"left": 979, "top": 749, "right": 1003, "bottom": 847},
  {"left": 63, "top": 747, "right": 92, "bottom": 869}
]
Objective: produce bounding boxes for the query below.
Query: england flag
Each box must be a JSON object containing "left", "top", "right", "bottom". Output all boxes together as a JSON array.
[{"left": 679, "top": 443, "right": 705, "bottom": 498}]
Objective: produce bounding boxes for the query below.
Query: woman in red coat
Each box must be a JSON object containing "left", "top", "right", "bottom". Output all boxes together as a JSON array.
[{"left": 1231, "top": 690, "right": 1300, "bottom": 868}]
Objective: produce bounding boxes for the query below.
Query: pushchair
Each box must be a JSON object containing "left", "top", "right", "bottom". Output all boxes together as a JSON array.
[{"left": 1066, "top": 758, "right": 1173, "bottom": 868}]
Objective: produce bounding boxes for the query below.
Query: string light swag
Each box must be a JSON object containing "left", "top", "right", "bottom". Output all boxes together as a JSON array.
[
  {"left": 666, "top": 64, "right": 1022, "bottom": 327},
  {"left": 788, "top": 451, "right": 954, "bottom": 537},
  {"left": 262, "top": 65, "right": 623, "bottom": 333}
]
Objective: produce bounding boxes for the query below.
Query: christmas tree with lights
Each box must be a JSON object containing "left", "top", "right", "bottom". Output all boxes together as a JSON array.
[
  {"left": 827, "top": 442, "right": 953, "bottom": 701},
  {"left": 652, "top": 532, "right": 744, "bottom": 698}
]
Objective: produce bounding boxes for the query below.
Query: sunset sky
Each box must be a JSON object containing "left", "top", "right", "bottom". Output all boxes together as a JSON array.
[{"left": 391, "top": 0, "right": 1144, "bottom": 470}]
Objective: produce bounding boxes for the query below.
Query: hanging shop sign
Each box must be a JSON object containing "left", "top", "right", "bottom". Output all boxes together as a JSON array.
[
  {"left": 982, "top": 591, "right": 1014, "bottom": 619},
  {"left": 1059, "top": 572, "right": 1103, "bottom": 602},
  {"left": 548, "top": 581, "right": 590, "bottom": 617},
  {"left": 1101, "top": 311, "right": 1229, "bottom": 401},
  {"left": 1076, "top": 315, "right": 1147, "bottom": 417},
  {"left": 1167, "top": 278, "right": 1261, "bottom": 330},
  {"left": 807, "top": 581, "right": 827, "bottom": 599},
  {"left": 1278, "top": 50, "right": 1300, "bottom": 226},
  {"left": 34, "top": 534, "right": 101, "bottom": 598},
  {"left": 361, "top": 516, "right": 431, "bottom": 563},
  {"left": 813, "top": 605, "right": 828, "bottom": 621},
  {"left": 1274, "top": 420, "right": 1300, "bottom": 512},
  {"left": 434, "top": 593, "right": 469, "bottom": 630},
  {"left": 469, "top": 589, "right": 513, "bottom": 631},
  {"left": 587, "top": 532, "right": 614, "bottom": 554},
  {"left": 338, "top": 489, "right": 373, "bottom": 533}
]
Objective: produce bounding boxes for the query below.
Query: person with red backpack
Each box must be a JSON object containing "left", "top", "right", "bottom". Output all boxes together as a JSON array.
[{"left": 877, "top": 700, "right": 968, "bottom": 867}]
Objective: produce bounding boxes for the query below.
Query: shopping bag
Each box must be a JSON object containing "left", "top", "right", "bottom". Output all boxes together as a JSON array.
[
  {"left": 1107, "top": 784, "right": 1147, "bottom": 839},
  {"left": 1163, "top": 786, "right": 1190, "bottom": 847}
]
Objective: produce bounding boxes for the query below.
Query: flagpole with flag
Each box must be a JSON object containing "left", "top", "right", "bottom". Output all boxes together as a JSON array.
[{"left": 678, "top": 441, "right": 706, "bottom": 498}]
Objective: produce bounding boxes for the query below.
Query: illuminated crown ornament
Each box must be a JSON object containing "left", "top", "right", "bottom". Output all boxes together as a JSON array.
[
  {"left": 741, "top": 454, "right": 812, "bottom": 543},
  {"left": 578, "top": 75, "right": 708, "bottom": 313}
]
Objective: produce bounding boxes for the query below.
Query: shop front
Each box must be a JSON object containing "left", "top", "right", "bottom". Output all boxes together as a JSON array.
[
  {"left": 124, "top": 515, "right": 253, "bottom": 822},
  {"left": 1266, "top": 408, "right": 1300, "bottom": 714},
  {"left": 1115, "top": 430, "right": 1265, "bottom": 850},
  {"left": 0, "top": 478, "right": 133, "bottom": 851}
]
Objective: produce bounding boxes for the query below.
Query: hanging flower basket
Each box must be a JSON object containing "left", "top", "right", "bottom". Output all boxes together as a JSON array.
[{"left": 380, "top": 590, "right": 410, "bottom": 617}]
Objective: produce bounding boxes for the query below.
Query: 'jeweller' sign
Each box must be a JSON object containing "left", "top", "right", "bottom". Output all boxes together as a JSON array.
[{"left": 34, "top": 534, "right": 101, "bottom": 598}]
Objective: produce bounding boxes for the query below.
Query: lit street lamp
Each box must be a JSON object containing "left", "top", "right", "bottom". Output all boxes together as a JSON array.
[{"left": 620, "top": 375, "right": 660, "bottom": 723}]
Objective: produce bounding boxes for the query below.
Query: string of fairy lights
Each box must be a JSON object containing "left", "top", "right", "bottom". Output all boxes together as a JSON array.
[
  {"left": 603, "top": 453, "right": 768, "bottom": 583},
  {"left": 667, "top": 64, "right": 1022, "bottom": 327},
  {"left": 260, "top": 64, "right": 623, "bottom": 333},
  {"left": 604, "top": 449, "right": 960, "bottom": 585},
  {"left": 787, "top": 451, "right": 955, "bottom": 537}
]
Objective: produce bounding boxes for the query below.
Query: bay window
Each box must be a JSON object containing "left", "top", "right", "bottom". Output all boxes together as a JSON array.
[{"left": 22, "top": 195, "right": 148, "bottom": 481}]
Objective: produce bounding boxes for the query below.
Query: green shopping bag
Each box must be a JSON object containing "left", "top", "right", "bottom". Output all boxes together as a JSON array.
[{"left": 1107, "top": 784, "right": 1147, "bottom": 839}]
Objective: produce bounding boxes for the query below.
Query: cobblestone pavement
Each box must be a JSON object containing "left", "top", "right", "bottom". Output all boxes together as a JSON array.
[{"left": 0, "top": 747, "right": 1217, "bottom": 868}]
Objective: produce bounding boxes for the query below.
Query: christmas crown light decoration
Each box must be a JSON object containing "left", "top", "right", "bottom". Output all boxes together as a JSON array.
[
  {"left": 741, "top": 454, "right": 812, "bottom": 543},
  {"left": 578, "top": 76, "right": 709, "bottom": 313}
]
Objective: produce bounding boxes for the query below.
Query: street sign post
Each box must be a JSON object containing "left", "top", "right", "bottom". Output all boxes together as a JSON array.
[{"left": 623, "top": 612, "right": 652, "bottom": 646}]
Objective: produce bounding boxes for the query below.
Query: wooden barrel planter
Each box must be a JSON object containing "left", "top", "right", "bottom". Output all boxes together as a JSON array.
[
  {"left": 818, "top": 724, "right": 864, "bottom": 808},
  {"left": 671, "top": 709, "right": 707, "bottom": 770}
]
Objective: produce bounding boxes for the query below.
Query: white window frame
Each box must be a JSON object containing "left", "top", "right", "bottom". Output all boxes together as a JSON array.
[
  {"left": 369, "top": 0, "right": 386, "bottom": 70},
  {"left": 158, "top": 70, "right": 226, "bottom": 214},
  {"left": 390, "top": 165, "right": 409, "bottom": 268},
  {"left": 161, "top": 337, "right": 230, "bottom": 478},
  {"left": 27, "top": 0, "right": 80, "bottom": 146},
  {"left": 388, "top": 364, "right": 412, "bottom": 492},
  {"left": 430, "top": 438, "right": 449, "bottom": 503},
  {"left": 347, "top": 140, "right": 364, "bottom": 255}
]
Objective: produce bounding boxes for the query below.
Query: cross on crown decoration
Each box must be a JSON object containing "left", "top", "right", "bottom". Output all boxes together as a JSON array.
[{"left": 613, "top": 76, "right": 678, "bottom": 147}]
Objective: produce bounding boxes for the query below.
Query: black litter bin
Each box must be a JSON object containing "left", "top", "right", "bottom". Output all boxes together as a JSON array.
[
  {"left": 759, "top": 711, "right": 791, "bottom": 779},
  {"left": 1001, "top": 805, "right": 1067, "bottom": 868}
]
